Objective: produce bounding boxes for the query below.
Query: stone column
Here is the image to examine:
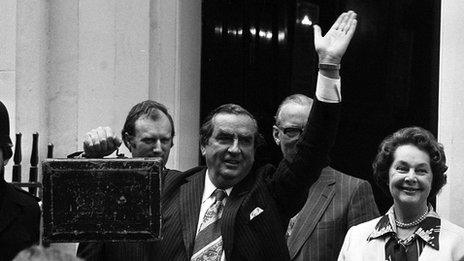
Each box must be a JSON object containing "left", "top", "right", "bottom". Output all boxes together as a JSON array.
[
  {"left": 149, "top": 0, "right": 201, "bottom": 171},
  {"left": 5, "top": 0, "right": 201, "bottom": 254},
  {"left": 437, "top": 0, "right": 464, "bottom": 227}
]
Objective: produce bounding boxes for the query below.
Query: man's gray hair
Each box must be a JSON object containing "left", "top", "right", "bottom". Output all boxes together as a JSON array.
[{"left": 274, "top": 94, "right": 313, "bottom": 126}]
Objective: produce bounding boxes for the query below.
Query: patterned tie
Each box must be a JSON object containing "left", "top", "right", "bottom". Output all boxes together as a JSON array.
[{"left": 191, "top": 189, "right": 227, "bottom": 261}]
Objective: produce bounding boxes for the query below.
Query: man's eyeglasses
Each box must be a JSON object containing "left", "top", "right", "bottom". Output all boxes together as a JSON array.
[{"left": 278, "top": 126, "right": 304, "bottom": 139}]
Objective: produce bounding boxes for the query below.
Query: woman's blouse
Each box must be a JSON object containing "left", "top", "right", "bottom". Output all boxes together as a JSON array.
[
  {"left": 338, "top": 204, "right": 464, "bottom": 261},
  {"left": 367, "top": 205, "right": 439, "bottom": 261}
]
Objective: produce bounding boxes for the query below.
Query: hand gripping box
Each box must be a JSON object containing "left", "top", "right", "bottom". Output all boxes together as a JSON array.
[{"left": 41, "top": 158, "right": 162, "bottom": 243}]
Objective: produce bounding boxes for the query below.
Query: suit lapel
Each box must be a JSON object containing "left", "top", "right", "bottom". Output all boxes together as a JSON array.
[
  {"left": 180, "top": 169, "right": 205, "bottom": 258},
  {"left": 288, "top": 168, "right": 336, "bottom": 259},
  {"left": 222, "top": 190, "right": 248, "bottom": 260},
  {"left": 222, "top": 171, "right": 255, "bottom": 260}
]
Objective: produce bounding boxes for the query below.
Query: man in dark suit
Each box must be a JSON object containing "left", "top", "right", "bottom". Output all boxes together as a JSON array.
[
  {"left": 157, "top": 11, "right": 358, "bottom": 260},
  {"left": 0, "top": 101, "right": 41, "bottom": 261},
  {"left": 273, "top": 94, "right": 379, "bottom": 261},
  {"left": 77, "top": 100, "right": 181, "bottom": 261}
]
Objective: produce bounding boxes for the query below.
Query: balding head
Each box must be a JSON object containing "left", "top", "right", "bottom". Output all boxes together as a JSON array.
[{"left": 274, "top": 94, "right": 313, "bottom": 126}]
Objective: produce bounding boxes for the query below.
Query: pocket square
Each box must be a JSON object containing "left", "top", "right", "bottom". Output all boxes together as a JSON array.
[{"left": 249, "top": 207, "right": 264, "bottom": 220}]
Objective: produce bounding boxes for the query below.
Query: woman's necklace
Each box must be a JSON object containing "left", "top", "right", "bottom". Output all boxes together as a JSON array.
[{"left": 395, "top": 207, "right": 429, "bottom": 228}]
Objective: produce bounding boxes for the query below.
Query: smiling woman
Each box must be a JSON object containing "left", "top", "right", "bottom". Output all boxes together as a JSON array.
[
  {"left": 388, "top": 144, "right": 433, "bottom": 223},
  {"left": 338, "top": 127, "right": 464, "bottom": 261}
]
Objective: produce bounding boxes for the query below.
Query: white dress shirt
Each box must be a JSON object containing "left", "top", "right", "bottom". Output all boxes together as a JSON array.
[
  {"left": 315, "top": 72, "right": 342, "bottom": 103},
  {"left": 196, "top": 170, "right": 232, "bottom": 261}
]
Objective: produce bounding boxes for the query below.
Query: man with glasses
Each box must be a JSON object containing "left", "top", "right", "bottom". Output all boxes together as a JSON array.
[{"left": 273, "top": 94, "right": 379, "bottom": 261}]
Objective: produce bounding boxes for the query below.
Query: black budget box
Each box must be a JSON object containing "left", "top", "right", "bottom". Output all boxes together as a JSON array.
[{"left": 42, "top": 158, "right": 162, "bottom": 243}]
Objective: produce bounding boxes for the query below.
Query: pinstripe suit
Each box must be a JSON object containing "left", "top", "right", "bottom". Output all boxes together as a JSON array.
[
  {"left": 287, "top": 166, "right": 379, "bottom": 261},
  {"left": 158, "top": 100, "right": 340, "bottom": 260}
]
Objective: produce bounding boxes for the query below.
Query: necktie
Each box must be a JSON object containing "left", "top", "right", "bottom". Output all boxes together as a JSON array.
[{"left": 191, "top": 189, "right": 227, "bottom": 261}]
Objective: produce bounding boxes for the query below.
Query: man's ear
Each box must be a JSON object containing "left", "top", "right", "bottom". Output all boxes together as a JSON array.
[
  {"left": 272, "top": 125, "right": 280, "bottom": 146},
  {"left": 200, "top": 145, "right": 206, "bottom": 156}
]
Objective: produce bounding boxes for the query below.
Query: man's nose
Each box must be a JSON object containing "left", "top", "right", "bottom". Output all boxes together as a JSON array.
[
  {"left": 227, "top": 138, "right": 240, "bottom": 154},
  {"left": 152, "top": 140, "right": 162, "bottom": 153}
]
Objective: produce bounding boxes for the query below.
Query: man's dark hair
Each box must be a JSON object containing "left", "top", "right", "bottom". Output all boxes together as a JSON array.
[
  {"left": 121, "top": 100, "right": 175, "bottom": 148},
  {"left": 372, "top": 126, "right": 448, "bottom": 201},
  {"left": 200, "top": 103, "right": 264, "bottom": 148}
]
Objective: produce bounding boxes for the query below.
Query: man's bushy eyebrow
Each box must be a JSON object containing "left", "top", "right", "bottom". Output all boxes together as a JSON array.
[
  {"left": 216, "top": 130, "right": 234, "bottom": 136},
  {"left": 215, "top": 129, "right": 253, "bottom": 139}
]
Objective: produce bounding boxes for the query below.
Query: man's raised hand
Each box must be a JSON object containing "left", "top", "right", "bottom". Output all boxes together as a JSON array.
[{"left": 314, "top": 11, "right": 358, "bottom": 65}]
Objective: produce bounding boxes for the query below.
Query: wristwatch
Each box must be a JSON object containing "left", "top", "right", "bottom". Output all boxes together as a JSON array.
[{"left": 318, "top": 63, "right": 341, "bottom": 70}]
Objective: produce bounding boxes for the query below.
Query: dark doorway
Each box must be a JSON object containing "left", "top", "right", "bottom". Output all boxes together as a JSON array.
[{"left": 200, "top": 0, "right": 440, "bottom": 214}]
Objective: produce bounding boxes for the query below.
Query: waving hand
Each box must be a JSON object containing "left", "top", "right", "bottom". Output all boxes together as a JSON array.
[{"left": 314, "top": 11, "right": 358, "bottom": 64}]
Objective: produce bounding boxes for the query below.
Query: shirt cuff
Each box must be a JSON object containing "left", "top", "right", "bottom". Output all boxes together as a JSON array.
[{"left": 315, "top": 72, "right": 341, "bottom": 103}]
